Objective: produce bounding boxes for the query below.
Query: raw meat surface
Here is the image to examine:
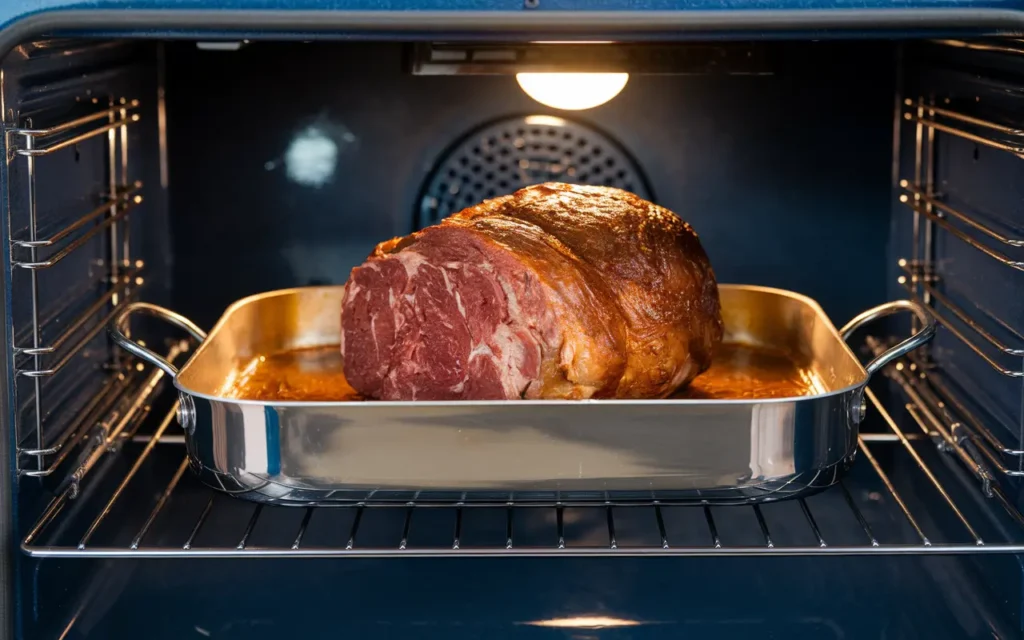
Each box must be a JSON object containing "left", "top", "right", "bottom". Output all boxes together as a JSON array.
[{"left": 341, "top": 183, "right": 722, "bottom": 400}]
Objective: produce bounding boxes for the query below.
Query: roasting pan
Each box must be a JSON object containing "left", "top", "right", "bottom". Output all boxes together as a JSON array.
[{"left": 109, "top": 285, "right": 934, "bottom": 505}]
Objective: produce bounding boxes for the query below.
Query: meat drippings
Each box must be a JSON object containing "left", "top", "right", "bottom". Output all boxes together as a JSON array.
[
  {"left": 226, "top": 346, "right": 360, "bottom": 401},
  {"left": 224, "top": 342, "right": 818, "bottom": 402},
  {"left": 674, "top": 343, "right": 819, "bottom": 400}
]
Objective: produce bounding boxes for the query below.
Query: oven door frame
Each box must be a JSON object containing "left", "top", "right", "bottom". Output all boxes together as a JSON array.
[{"left": 0, "top": 8, "right": 1023, "bottom": 640}]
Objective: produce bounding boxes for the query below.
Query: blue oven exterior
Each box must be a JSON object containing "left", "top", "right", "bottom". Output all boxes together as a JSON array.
[
  {"left": 0, "top": 0, "right": 1023, "bottom": 44},
  {"left": 2, "top": 4, "right": 1024, "bottom": 640}
]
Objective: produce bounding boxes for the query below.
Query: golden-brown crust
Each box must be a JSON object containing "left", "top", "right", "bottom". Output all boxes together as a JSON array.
[{"left": 448, "top": 183, "right": 723, "bottom": 398}]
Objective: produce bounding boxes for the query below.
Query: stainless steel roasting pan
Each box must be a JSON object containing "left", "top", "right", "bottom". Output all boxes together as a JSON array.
[{"left": 109, "top": 285, "right": 935, "bottom": 505}]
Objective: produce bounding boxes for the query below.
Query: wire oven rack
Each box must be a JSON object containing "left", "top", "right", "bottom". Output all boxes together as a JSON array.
[
  {"left": 20, "top": 354, "right": 1024, "bottom": 558},
  {"left": 4, "top": 98, "right": 145, "bottom": 478}
]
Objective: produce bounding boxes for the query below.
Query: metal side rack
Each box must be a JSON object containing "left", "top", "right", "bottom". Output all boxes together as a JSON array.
[
  {"left": 4, "top": 99, "right": 147, "bottom": 479},
  {"left": 20, "top": 360, "right": 1024, "bottom": 558},
  {"left": 898, "top": 69, "right": 1024, "bottom": 489}
]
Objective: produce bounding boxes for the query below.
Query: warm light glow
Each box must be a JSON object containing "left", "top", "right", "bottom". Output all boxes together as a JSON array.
[
  {"left": 516, "top": 73, "right": 629, "bottom": 110},
  {"left": 523, "top": 617, "right": 642, "bottom": 629},
  {"left": 523, "top": 115, "right": 568, "bottom": 127}
]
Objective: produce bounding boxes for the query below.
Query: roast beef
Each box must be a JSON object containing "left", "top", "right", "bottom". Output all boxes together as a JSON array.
[{"left": 340, "top": 183, "right": 723, "bottom": 400}]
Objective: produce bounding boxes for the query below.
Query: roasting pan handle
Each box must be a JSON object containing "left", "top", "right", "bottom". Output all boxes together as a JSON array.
[
  {"left": 108, "top": 302, "right": 207, "bottom": 378},
  {"left": 840, "top": 299, "right": 936, "bottom": 377}
]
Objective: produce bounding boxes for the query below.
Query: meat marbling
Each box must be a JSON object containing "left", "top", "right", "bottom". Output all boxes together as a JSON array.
[{"left": 340, "top": 183, "right": 723, "bottom": 400}]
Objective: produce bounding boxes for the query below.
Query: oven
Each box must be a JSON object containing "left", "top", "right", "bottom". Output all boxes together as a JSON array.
[{"left": 1, "top": 6, "right": 1024, "bottom": 639}]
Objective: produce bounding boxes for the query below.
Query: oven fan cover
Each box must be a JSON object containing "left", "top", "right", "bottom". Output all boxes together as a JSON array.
[{"left": 417, "top": 115, "right": 652, "bottom": 229}]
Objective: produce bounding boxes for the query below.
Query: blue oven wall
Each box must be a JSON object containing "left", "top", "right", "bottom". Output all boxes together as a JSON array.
[{"left": 165, "top": 40, "right": 894, "bottom": 328}]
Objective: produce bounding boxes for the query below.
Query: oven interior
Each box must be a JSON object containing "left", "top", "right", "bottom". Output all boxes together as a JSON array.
[{"left": 4, "top": 37, "right": 1024, "bottom": 639}]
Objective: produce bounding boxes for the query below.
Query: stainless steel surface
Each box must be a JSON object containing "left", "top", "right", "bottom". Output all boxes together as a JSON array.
[
  {"left": 906, "top": 200, "right": 1024, "bottom": 271},
  {"left": 10, "top": 101, "right": 140, "bottom": 158},
  {"left": 109, "top": 284, "right": 934, "bottom": 504},
  {"left": 110, "top": 302, "right": 206, "bottom": 377},
  {"left": 901, "top": 268, "right": 1024, "bottom": 381},
  {"left": 5, "top": 99, "right": 146, "bottom": 476},
  {"left": 11, "top": 184, "right": 140, "bottom": 252},
  {"left": 840, "top": 298, "right": 935, "bottom": 374},
  {"left": 902, "top": 183, "right": 1024, "bottom": 249},
  {"left": 24, "top": 127, "right": 40, "bottom": 471},
  {"left": 13, "top": 190, "right": 142, "bottom": 271},
  {"left": 15, "top": 265, "right": 141, "bottom": 357},
  {"left": 902, "top": 104, "right": 1024, "bottom": 271},
  {"left": 900, "top": 260, "right": 1024, "bottom": 357},
  {"left": 19, "top": 363, "right": 143, "bottom": 478},
  {"left": 20, "top": 360, "right": 1024, "bottom": 557},
  {"left": 17, "top": 281, "right": 142, "bottom": 379},
  {"left": 887, "top": 341, "right": 1024, "bottom": 485},
  {"left": 907, "top": 110, "right": 1024, "bottom": 159},
  {"left": 899, "top": 259, "right": 1024, "bottom": 375}
]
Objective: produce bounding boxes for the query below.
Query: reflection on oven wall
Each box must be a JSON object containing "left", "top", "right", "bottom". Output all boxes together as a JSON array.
[{"left": 166, "top": 41, "right": 894, "bottom": 330}]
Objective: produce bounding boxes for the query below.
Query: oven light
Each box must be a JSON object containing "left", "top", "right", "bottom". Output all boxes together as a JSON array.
[
  {"left": 522, "top": 616, "right": 643, "bottom": 628},
  {"left": 515, "top": 73, "right": 629, "bottom": 110}
]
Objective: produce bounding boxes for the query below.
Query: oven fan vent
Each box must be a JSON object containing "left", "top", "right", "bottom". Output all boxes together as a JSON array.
[{"left": 417, "top": 115, "right": 651, "bottom": 229}]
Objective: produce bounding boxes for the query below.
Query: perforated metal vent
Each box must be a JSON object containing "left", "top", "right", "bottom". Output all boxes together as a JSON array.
[{"left": 417, "top": 115, "right": 652, "bottom": 229}]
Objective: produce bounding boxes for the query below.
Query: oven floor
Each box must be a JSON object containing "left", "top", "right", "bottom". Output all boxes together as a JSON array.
[{"left": 52, "top": 555, "right": 1018, "bottom": 639}]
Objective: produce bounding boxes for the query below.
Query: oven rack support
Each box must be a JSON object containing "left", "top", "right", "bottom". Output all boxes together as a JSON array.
[
  {"left": 898, "top": 91, "right": 1024, "bottom": 477},
  {"left": 4, "top": 99, "right": 144, "bottom": 476},
  {"left": 884, "top": 331, "right": 1024, "bottom": 486},
  {"left": 21, "top": 362, "right": 1024, "bottom": 558}
]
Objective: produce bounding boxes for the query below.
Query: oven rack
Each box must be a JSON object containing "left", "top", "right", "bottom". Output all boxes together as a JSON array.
[
  {"left": 882, "top": 327, "right": 1024, "bottom": 487},
  {"left": 5, "top": 98, "right": 144, "bottom": 476},
  {"left": 896, "top": 262, "right": 1024, "bottom": 474},
  {"left": 21, "top": 361, "right": 1024, "bottom": 558},
  {"left": 899, "top": 88, "right": 1024, "bottom": 477},
  {"left": 899, "top": 100, "right": 1024, "bottom": 368}
]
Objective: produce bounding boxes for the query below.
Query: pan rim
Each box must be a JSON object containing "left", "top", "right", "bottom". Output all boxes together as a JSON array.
[{"left": 174, "top": 283, "right": 870, "bottom": 406}]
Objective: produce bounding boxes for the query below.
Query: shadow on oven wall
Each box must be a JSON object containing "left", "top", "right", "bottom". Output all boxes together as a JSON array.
[{"left": 166, "top": 41, "right": 894, "bottom": 330}]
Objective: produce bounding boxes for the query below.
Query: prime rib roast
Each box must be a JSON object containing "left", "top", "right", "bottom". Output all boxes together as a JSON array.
[{"left": 340, "top": 183, "right": 723, "bottom": 400}]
